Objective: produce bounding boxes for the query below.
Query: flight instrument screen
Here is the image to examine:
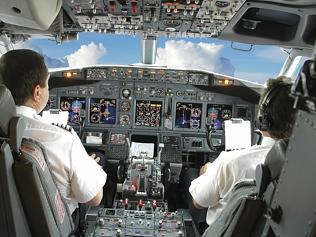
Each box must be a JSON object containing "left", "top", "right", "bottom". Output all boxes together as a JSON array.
[
  {"left": 206, "top": 104, "right": 232, "bottom": 130},
  {"left": 89, "top": 98, "right": 116, "bottom": 124},
  {"left": 175, "top": 102, "right": 203, "bottom": 129},
  {"left": 135, "top": 100, "right": 162, "bottom": 127},
  {"left": 60, "top": 96, "right": 86, "bottom": 123}
]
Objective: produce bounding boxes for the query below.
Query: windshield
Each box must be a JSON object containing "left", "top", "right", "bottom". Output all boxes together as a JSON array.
[{"left": 13, "top": 33, "right": 288, "bottom": 84}]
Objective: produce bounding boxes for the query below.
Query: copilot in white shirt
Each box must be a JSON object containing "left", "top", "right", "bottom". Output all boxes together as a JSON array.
[{"left": 189, "top": 137, "right": 276, "bottom": 226}]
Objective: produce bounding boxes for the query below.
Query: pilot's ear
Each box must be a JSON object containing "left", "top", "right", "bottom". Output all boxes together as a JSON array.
[{"left": 32, "top": 84, "right": 42, "bottom": 102}]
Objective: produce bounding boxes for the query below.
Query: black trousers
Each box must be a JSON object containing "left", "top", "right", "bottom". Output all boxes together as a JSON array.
[{"left": 180, "top": 168, "right": 208, "bottom": 235}]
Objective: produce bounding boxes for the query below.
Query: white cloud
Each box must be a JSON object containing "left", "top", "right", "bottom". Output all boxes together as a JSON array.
[
  {"left": 65, "top": 42, "right": 106, "bottom": 67},
  {"left": 235, "top": 71, "right": 277, "bottom": 84},
  {"left": 255, "top": 47, "right": 288, "bottom": 62},
  {"left": 156, "top": 40, "right": 223, "bottom": 71}
]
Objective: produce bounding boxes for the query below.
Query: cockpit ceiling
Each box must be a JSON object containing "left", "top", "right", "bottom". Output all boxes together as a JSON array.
[{"left": 0, "top": 0, "right": 315, "bottom": 49}]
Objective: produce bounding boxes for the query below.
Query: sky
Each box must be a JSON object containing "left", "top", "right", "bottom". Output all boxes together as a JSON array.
[{"left": 16, "top": 32, "right": 289, "bottom": 84}]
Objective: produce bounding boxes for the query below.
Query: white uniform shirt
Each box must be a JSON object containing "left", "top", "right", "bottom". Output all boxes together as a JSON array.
[
  {"left": 189, "top": 137, "right": 275, "bottom": 225},
  {"left": 16, "top": 106, "right": 107, "bottom": 213}
]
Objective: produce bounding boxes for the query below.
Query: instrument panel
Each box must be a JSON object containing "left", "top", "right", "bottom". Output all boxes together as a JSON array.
[{"left": 48, "top": 66, "right": 256, "bottom": 155}]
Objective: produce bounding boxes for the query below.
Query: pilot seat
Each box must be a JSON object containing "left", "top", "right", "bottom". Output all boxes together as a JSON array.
[{"left": 0, "top": 85, "right": 74, "bottom": 237}]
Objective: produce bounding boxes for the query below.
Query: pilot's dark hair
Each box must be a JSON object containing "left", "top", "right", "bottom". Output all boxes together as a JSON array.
[
  {"left": 0, "top": 49, "right": 49, "bottom": 105},
  {"left": 258, "top": 76, "right": 297, "bottom": 139}
]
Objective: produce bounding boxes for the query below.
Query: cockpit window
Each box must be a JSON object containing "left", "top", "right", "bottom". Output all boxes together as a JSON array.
[{"left": 13, "top": 33, "right": 289, "bottom": 84}]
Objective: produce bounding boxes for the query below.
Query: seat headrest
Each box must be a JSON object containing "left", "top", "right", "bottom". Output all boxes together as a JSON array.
[
  {"left": 0, "top": 85, "right": 17, "bottom": 136},
  {"left": 264, "top": 139, "right": 289, "bottom": 180}
]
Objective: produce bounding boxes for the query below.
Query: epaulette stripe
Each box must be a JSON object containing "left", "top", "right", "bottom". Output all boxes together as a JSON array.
[{"left": 52, "top": 123, "right": 72, "bottom": 132}]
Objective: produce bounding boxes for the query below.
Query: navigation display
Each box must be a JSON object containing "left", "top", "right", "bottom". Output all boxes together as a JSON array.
[
  {"left": 89, "top": 98, "right": 116, "bottom": 124},
  {"left": 135, "top": 100, "right": 162, "bottom": 127},
  {"left": 206, "top": 104, "right": 232, "bottom": 130},
  {"left": 60, "top": 96, "right": 86, "bottom": 123},
  {"left": 175, "top": 102, "right": 202, "bottom": 129}
]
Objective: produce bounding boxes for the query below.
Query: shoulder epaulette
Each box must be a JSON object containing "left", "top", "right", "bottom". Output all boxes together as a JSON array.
[{"left": 51, "top": 123, "right": 73, "bottom": 133}]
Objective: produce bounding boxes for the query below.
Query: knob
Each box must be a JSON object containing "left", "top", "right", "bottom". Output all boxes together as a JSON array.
[
  {"left": 147, "top": 221, "right": 150, "bottom": 227},
  {"left": 118, "top": 219, "right": 123, "bottom": 227},
  {"left": 158, "top": 219, "right": 163, "bottom": 228},
  {"left": 138, "top": 218, "right": 142, "bottom": 224},
  {"left": 116, "top": 229, "right": 122, "bottom": 237},
  {"left": 98, "top": 218, "right": 105, "bottom": 226},
  {"left": 177, "top": 221, "right": 182, "bottom": 228},
  {"left": 131, "top": 221, "right": 134, "bottom": 226},
  {"left": 177, "top": 230, "right": 183, "bottom": 237},
  {"left": 176, "top": 91, "right": 182, "bottom": 96}
]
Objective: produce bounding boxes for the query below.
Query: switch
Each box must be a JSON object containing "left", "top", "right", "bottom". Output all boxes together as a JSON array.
[
  {"left": 138, "top": 199, "right": 144, "bottom": 210},
  {"left": 152, "top": 200, "right": 157, "bottom": 211},
  {"left": 124, "top": 198, "right": 129, "bottom": 209}
]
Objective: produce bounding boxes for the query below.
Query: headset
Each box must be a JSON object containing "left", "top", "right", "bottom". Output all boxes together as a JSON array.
[{"left": 257, "top": 83, "right": 291, "bottom": 131}]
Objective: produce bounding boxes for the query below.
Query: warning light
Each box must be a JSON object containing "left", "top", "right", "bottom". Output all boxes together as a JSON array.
[
  {"left": 63, "top": 71, "right": 78, "bottom": 79},
  {"left": 217, "top": 79, "right": 233, "bottom": 86}
]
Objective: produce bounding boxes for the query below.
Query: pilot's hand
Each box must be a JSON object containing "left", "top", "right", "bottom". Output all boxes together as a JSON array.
[
  {"left": 90, "top": 153, "right": 101, "bottom": 164},
  {"left": 199, "top": 162, "right": 211, "bottom": 175}
]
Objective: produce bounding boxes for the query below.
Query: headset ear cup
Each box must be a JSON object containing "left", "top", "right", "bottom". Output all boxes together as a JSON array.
[
  {"left": 261, "top": 113, "right": 270, "bottom": 131},
  {"left": 257, "top": 107, "right": 271, "bottom": 131}
]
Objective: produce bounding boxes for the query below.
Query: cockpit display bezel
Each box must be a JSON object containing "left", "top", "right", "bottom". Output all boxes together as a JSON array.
[
  {"left": 133, "top": 99, "right": 164, "bottom": 129},
  {"left": 59, "top": 96, "right": 86, "bottom": 124},
  {"left": 173, "top": 100, "right": 204, "bottom": 132},
  {"left": 206, "top": 103, "right": 233, "bottom": 130},
  {"left": 88, "top": 97, "right": 117, "bottom": 126}
]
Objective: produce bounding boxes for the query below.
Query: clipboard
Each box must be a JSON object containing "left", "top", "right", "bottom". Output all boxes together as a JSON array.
[{"left": 224, "top": 119, "right": 251, "bottom": 151}]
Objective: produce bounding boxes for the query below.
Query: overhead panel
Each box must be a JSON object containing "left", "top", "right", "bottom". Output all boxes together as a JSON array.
[{"left": 67, "top": 0, "right": 246, "bottom": 37}]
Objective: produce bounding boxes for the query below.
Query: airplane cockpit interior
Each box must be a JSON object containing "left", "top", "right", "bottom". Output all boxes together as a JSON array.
[{"left": 0, "top": 0, "right": 316, "bottom": 237}]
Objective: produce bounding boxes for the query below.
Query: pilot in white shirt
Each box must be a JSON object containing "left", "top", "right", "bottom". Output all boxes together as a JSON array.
[
  {"left": 16, "top": 105, "right": 107, "bottom": 214},
  {"left": 188, "top": 77, "right": 297, "bottom": 231},
  {"left": 189, "top": 136, "right": 275, "bottom": 226},
  {"left": 0, "top": 49, "right": 107, "bottom": 214}
]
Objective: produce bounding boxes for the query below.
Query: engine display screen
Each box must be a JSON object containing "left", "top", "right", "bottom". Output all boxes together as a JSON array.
[
  {"left": 206, "top": 104, "right": 232, "bottom": 130},
  {"left": 135, "top": 100, "right": 162, "bottom": 127},
  {"left": 110, "top": 133, "right": 126, "bottom": 144},
  {"left": 175, "top": 102, "right": 203, "bottom": 129},
  {"left": 89, "top": 98, "right": 116, "bottom": 124},
  {"left": 60, "top": 96, "right": 86, "bottom": 123}
]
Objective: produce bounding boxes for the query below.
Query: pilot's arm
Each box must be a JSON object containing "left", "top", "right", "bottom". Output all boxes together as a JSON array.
[
  {"left": 86, "top": 190, "right": 103, "bottom": 206},
  {"left": 189, "top": 153, "right": 233, "bottom": 209},
  {"left": 86, "top": 153, "right": 105, "bottom": 206},
  {"left": 70, "top": 133, "right": 107, "bottom": 206}
]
